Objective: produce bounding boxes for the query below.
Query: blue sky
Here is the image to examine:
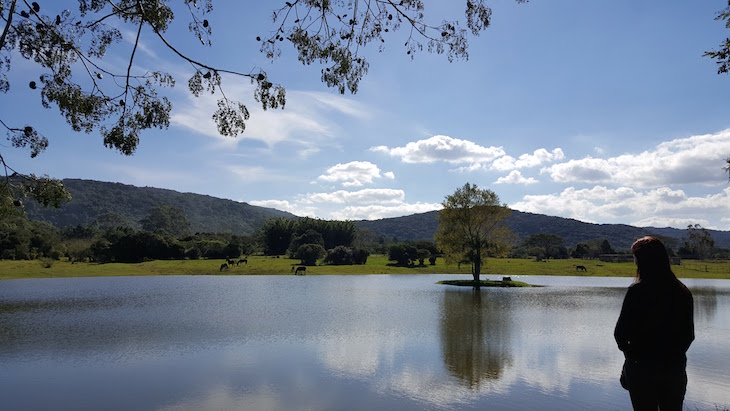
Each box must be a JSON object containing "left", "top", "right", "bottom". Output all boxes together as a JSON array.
[{"left": 5, "top": 1, "right": 730, "bottom": 229}]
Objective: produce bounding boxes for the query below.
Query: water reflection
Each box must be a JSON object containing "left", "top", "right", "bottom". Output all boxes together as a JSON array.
[
  {"left": 440, "top": 289, "right": 513, "bottom": 388},
  {"left": 692, "top": 287, "right": 718, "bottom": 322}
]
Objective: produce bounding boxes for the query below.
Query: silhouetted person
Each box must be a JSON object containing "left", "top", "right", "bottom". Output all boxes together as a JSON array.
[{"left": 615, "top": 236, "right": 694, "bottom": 411}]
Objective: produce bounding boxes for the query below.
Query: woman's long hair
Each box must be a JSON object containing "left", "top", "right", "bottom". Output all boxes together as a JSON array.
[{"left": 631, "top": 236, "right": 677, "bottom": 284}]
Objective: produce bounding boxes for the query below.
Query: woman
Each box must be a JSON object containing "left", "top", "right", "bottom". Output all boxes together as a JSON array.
[{"left": 615, "top": 236, "right": 694, "bottom": 411}]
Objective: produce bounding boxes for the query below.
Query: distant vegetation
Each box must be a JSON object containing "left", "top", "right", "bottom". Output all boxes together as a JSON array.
[{"left": 4, "top": 179, "right": 730, "bottom": 267}]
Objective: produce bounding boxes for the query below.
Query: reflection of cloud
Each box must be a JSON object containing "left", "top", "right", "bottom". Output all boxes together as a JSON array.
[
  {"left": 511, "top": 186, "right": 730, "bottom": 229},
  {"left": 316, "top": 161, "right": 394, "bottom": 187},
  {"left": 541, "top": 129, "right": 730, "bottom": 187}
]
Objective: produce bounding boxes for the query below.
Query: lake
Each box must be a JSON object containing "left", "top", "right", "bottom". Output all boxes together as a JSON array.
[{"left": 1, "top": 275, "right": 729, "bottom": 411}]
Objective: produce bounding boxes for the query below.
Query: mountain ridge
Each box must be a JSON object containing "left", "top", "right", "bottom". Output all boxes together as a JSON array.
[{"left": 22, "top": 179, "right": 730, "bottom": 249}]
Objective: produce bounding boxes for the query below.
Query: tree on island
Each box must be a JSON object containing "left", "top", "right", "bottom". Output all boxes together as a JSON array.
[
  {"left": 434, "top": 183, "right": 512, "bottom": 287},
  {"left": 0, "top": 0, "right": 527, "bottom": 215}
]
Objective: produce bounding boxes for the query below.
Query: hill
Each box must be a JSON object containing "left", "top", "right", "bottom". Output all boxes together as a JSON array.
[
  {"left": 21, "top": 179, "right": 730, "bottom": 250},
  {"left": 23, "top": 179, "right": 294, "bottom": 235},
  {"left": 354, "top": 210, "right": 730, "bottom": 250}
]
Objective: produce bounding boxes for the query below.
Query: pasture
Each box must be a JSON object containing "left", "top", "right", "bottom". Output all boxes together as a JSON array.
[{"left": 1, "top": 256, "right": 729, "bottom": 280}]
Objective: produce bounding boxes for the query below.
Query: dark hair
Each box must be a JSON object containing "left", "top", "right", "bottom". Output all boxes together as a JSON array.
[{"left": 631, "top": 236, "right": 676, "bottom": 283}]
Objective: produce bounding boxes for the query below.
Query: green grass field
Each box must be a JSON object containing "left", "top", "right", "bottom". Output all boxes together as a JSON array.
[{"left": 1, "top": 256, "right": 729, "bottom": 280}]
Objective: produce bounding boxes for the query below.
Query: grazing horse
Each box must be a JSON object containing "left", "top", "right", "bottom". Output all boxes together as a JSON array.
[
  {"left": 220, "top": 263, "right": 228, "bottom": 272},
  {"left": 227, "top": 258, "right": 235, "bottom": 266},
  {"left": 502, "top": 276, "right": 512, "bottom": 282},
  {"left": 576, "top": 265, "right": 587, "bottom": 272},
  {"left": 237, "top": 258, "right": 248, "bottom": 266},
  {"left": 292, "top": 266, "right": 306, "bottom": 275}
]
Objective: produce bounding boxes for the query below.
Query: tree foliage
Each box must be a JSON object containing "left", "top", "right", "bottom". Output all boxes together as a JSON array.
[
  {"left": 679, "top": 223, "right": 715, "bottom": 259},
  {"left": 1, "top": 0, "right": 525, "bottom": 213},
  {"left": 522, "top": 233, "right": 565, "bottom": 259},
  {"left": 140, "top": 204, "right": 191, "bottom": 237},
  {"left": 434, "top": 183, "right": 512, "bottom": 285}
]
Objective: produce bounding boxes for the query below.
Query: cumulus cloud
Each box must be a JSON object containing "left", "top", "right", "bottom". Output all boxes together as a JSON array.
[
  {"left": 494, "top": 170, "right": 538, "bottom": 185},
  {"left": 306, "top": 188, "right": 405, "bottom": 204},
  {"left": 541, "top": 130, "right": 730, "bottom": 187},
  {"left": 510, "top": 186, "right": 730, "bottom": 230},
  {"left": 492, "top": 148, "right": 565, "bottom": 171},
  {"left": 370, "top": 135, "right": 505, "bottom": 164},
  {"left": 317, "top": 161, "right": 395, "bottom": 187}
]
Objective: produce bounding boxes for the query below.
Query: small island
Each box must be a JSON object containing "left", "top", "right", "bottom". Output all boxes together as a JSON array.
[{"left": 438, "top": 278, "right": 531, "bottom": 288}]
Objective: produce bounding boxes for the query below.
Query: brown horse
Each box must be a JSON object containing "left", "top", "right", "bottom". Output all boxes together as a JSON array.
[
  {"left": 292, "top": 266, "right": 306, "bottom": 275},
  {"left": 576, "top": 265, "right": 587, "bottom": 272},
  {"left": 237, "top": 258, "right": 248, "bottom": 266},
  {"left": 227, "top": 258, "right": 235, "bottom": 266},
  {"left": 220, "top": 263, "right": 228, "bottom": 272}
]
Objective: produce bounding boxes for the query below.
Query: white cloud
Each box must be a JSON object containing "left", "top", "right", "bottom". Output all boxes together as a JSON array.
[
  {"left": 329, "top": 202, "right": 442, "bottom": 220},
  {"left": 171, "top": 81, "right": 370, "bottom": 148},
  {"left": 492, "top": 148, "right": 565, "bottom": 171},
  {"left": 317, "top": 161, "right": 395, "bottom": 187},
  {"left": 511, "top": 186, "right": 730, "bottom": 230},
  {"left": 494, "top": 170, "right": 538, "bottom": 185},
  {"left": 306, "top": 189, "right": 405, "bottom": 204},
  {"left": 370, "top": 135, "right": 505, "bottom": 164},
  {"left": 541, "top": 130, "right": 730, "bottom": 187},
  {"left": 247, "top": 199, "right": 317, "bottom": 218}
]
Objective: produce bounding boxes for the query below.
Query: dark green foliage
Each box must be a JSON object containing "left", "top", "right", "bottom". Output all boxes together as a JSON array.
[
  {"left": 259, "top": 216, "right": 356, "bottom": 256},
  {"left": 323, "top": 246, "right": 369, "bottom": 265},
  {"left": 429, "top": 255, "right": 437, "bottom": 265},
  {"left": 288, "top": 229, "right": 325, "bottom": 258},
  {"left": 295, "top": 243, "right": 325, "bottom": 266},
  {"left": 0, "top": 215, "right": 62, "bottom": 260},
  {"left": 356, "top": 209, "right": 730, "bottom": 250},
  {"left": 521, "top": 233, "right": 566, "bottom": 259},
  {"left": 140, "top": 204, "right": 191, "bottom": 237},
  {"left": 324, "top": 245, "right": 354, "bottom": 265},
  {"left": 388, "top": 243, "right": 418, "bottom": 266},
  {"left": 259, "top": 217, "right": 296, "bottom": 255},
  {"left": 91, "top": 229, "right": 184, "bottom": 263},
  {"left": 23, "top": 179, "right": 293, "bottom": 235},
  {"left": 679, "top": 224, "right": 715, "bottom": 259}
]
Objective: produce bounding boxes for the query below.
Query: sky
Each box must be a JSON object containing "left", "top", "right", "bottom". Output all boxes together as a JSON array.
[{"left": 5, "top": 1, "right": 730, "bottom": 230}]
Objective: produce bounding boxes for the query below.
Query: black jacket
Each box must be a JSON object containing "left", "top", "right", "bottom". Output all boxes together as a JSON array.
[{"left": 614, "top": 279, "right": 694, "bottom": 369}]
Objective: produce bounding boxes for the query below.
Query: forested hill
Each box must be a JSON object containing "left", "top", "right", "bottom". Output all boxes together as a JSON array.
[
  {"left": 23, "top": 179, "right": 294, "bottom": 235},
  {"left": 355, "top": 210, "right": 730, "bottom": 250}
]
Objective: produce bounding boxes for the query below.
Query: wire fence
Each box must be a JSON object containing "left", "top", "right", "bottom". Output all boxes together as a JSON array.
[{"left": 680, "top": 261, "right": 730, "bottom": 274}]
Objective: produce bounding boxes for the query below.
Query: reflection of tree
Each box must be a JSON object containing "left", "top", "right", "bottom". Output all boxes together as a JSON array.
[
  {"left": 692, "top": 287, "right": 720, "bottom": 322},
  {"left": 440, "top": 289, "right": 513, "bottom": 388}
]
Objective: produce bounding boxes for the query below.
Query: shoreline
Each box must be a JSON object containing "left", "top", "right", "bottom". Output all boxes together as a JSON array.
[{"left": 2, "top": 256, "right": 729, "bottom": 280}]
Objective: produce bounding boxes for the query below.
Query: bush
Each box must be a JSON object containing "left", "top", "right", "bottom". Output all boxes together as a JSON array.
[
  {"left": 324, "top": 246, "right": 354, "bottom": 265},
  {"left": 353, "top": 248, "right": 370, "bottom": 265},
  {"left": 429, "top": 255, "right": 437, "bottom": 265},
  {"left": 296, "top": 243, "right": 326, "bottom": 265}
]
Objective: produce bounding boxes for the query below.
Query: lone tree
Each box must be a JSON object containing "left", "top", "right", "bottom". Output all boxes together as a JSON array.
[
  {"left": 434, "top": 183, "right": 512, "bottom": 287},
  {"left": 0, "top": 0, "right": 527, "bottom": 215}
]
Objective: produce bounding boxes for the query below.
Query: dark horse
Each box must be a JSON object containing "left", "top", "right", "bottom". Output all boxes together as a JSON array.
[
  {"left": 237, "top": 258, "right": 248, "bottom": 266},
  {"left": 291, "top": 266, "right": 306, "bottom": 275},
  {"left": 576, "top": 265, "right": 587, "bottom": 272},
  {"left": 220, "top": 263, "right": 228, "bottom": 272},
  {"left": 227, "top": 258, "right": 235, "bottom": 266}
]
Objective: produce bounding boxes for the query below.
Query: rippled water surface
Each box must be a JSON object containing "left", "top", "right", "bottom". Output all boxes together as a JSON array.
[{"left": 1, "top": 275, "right": 729, "bottom": 411}]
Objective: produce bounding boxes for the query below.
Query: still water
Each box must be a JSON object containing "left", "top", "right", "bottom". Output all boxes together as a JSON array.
[{"left": 1, "top": 275, "right": 728, "bottom": 411}]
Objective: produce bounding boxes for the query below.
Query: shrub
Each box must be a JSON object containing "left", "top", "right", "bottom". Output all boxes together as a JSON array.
[
  {"left": 296, "top": 243, "right": 326, "bottom": 266},
  {"left": 324, "top": 246, "right": 353, "bottom": 265}
]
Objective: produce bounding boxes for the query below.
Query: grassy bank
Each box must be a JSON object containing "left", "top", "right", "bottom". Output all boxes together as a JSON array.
[{"left": 1, "top": 256, "right": 729, "bottom": 280}]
